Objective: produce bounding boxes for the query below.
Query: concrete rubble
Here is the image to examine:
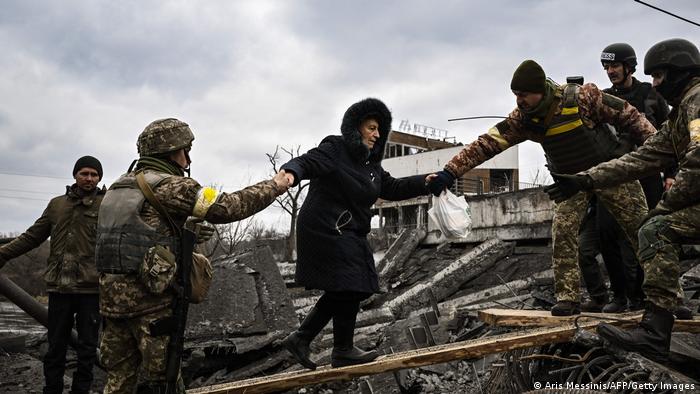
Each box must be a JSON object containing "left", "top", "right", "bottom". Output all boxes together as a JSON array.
[{"left": 2, "top": 189, "right": 699, "bottom": 393}]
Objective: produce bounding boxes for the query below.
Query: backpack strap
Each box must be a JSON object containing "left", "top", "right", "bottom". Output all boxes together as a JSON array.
[{"left": 135, "top": 172, "right": 181, "bottom": 237}]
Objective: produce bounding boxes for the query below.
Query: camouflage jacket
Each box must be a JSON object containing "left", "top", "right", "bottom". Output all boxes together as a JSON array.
[
  {"left": 99, "top": 169, "right": 280, "bottom": 318},
  {"left": 584, "top": 77, "right": 700, "bottom": 212},
  {"left": 0, "top": 184, "right": 105, "bottom": 293},
  {"left": 444, "top": 83, "right": 656, "bottom": 177}
]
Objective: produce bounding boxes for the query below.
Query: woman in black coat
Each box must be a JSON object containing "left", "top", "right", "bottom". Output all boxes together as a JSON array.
[{"left": 280, "top": 98, "right": 433, "bottom": 369}]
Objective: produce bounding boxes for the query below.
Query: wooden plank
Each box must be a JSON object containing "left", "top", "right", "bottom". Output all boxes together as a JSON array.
[
  {"left": 478, "top": 308, "right": 700, "bottom": 333},
  {"left": 187, "top": 319, "right": 605, "bottom": 394}
]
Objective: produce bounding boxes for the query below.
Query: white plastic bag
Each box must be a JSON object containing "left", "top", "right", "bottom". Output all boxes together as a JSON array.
[{"left": 428, "top": 190, "right": 472, "bottom": 238}]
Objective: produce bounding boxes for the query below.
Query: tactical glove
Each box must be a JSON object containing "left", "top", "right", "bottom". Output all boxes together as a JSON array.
[
  {"left": 638, "top": 206, "right": 672, "bottom": 230},
  {"left": 427, "top": 170, "right": 456, "bottom": 197},
  {"left": 543, "top": 173, "right": 594, "bottom": 203},
  {"left": 194, "top": 221, "right": 216, "bottom": 244}
]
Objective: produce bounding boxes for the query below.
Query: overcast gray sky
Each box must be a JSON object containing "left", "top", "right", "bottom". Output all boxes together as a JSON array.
[{"left": 0, "top": 0, "right": 697, "bottom": 234}]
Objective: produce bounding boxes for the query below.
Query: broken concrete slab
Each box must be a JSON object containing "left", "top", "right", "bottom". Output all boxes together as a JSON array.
[
  {"left": 292, "top": 295, "right": 320, "bottom": 310},
  {"left": 406, "top": 270, "right": 552, "bottom": 318},
  {"left": 237, "top": 246, "right": 299, "bottom": 334},
  {"left": 187, "top": 262, "right": 266, "bottom": 337},
  {"left": 315, "top": 322, "right": 389, "bottom": 351},
  {"left": 682, "top": 261, "right": 700, "bottom": 281},
  {"left": 318, "top": 307, "right": 395, "bottom": 335},
  {"left": 386, "top": 239, "right": 515, "bottom": 318},
  {"left": 377, "top": 228, "right": 426, "bottom": 278}
]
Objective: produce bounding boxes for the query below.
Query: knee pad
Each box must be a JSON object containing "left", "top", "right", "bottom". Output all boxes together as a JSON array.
[{"left": 637, "top": 217, "right": 678, "bottom": 262}]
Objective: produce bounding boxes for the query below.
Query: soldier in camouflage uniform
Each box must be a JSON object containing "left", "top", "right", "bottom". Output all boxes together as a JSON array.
[
  {"left": 578, "top": 43, "right": 671, "bottom": 314},
  {"left": 546, "top": 38, "right": 700, "bottom": 362},
  {"left": 97, "top": 118, "right": 290, "bottom": 393},
  {"left": 427, "top": 60, "right": 655, "bottom": 316}
]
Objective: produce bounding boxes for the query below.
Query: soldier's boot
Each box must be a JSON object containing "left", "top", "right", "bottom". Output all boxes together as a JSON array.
[
  {"left": 628, "top": 297, "right": 645, "bottom": 311},
  {"left": 674, "top": 305, "right": 693, "bottom": 320},
  {"left": 597, "top": 302, "right": 674, "bottom": 364},
  {"left": 581, "top": 295, "right": 608, "bottom": 313},
  {"left": 282, "top": 306, "right": 332, "bottom": 370},
  {"left": 135, "top": 381, "right": 168, "bottom": 394},
  {"left": 551, "top": 301, "right": 581, "bottom": 316},
  {"left": 330, "top": 309, "right": 378, "bottom": 368},
  {"left": 602, "top": 297, "right": 628, "bottom": 313}
]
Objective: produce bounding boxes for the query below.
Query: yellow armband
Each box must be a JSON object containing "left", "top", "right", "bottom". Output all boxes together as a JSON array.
[
  {"left": 690, "top": 118, "right": 700, "bottom": 144},
  {"left": 192, "top": 187, "right": 219, "bottom": 218}
]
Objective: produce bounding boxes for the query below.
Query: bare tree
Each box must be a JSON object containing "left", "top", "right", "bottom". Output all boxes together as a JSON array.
[
  {"left": 266, "top": 146, "right": 309, "bottom": 262},
  {"left": 200, "top": 217, "right": 260, "bottom": 259}
]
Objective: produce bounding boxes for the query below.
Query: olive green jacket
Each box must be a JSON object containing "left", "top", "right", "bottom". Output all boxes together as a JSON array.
[{"left": 0, "top": 184, "right": 105, "bottom": 293}]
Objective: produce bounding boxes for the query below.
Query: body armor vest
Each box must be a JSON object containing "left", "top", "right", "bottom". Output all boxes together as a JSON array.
[
  {"left": 604, "top": 81, "right": 652, "bottom": 115},
  {"left": 95, "top": 172, "right": 179, "bottom": 274},
  {"left": 539, "top": 84, "right": 620, "bottom": 174},
  {"left": 604, "top": 81, "right": 654, "bottom": 156}
]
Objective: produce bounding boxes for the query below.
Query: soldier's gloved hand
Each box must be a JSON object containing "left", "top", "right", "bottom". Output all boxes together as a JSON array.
[
  {"left": 194, "top": 221, "right": 216, "bottom": 244},
  {"left": 543, "top": 173, "right": 594, "bottom": 203},
  {"left": 427, "top": 170, "right": 455, "bottom": 197},
  {"left": 638, "top": 206, "right": 672, "bottom": 229}
]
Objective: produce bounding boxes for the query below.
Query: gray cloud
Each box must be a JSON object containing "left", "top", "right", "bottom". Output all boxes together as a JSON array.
[{"left": 0, "top": 0, "right": 697, "bottom": 233}]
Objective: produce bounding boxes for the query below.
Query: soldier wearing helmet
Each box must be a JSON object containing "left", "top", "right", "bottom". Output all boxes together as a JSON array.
[
  {"left": 576, "top": 44, "right": 672, "bottom": 315},
  {"left": 546, "top": 38, "right": 700, "bottom": 363},
  {"left": 96, "top": 118, "right": 290, "bottom": 393}
]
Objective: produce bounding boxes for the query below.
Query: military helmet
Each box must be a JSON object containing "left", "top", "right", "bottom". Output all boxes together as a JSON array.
[
  {"left": 644, "top": 38, "right": 700, "bottom": 74},
  {"left": 601, "top": 43, "right": 637, "bottom": 68},
  {"left": 137, "top": 118, "right": 195, "bottom": 157}
]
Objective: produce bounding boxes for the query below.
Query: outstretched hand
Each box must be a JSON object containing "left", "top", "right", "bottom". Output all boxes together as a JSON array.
[
  {"left": 427, "top": 170, "right": 455, "bottom": 197},
  {"left": 543, "top": 173, "right": 594, "bottom": 203},
  {"left": 272, "top": 170, "right": 293, "bottom": 195}
]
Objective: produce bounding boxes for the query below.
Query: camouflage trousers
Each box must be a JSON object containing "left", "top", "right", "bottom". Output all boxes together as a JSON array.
[
  {"left": 638, "top": 203, "right": 700, "bottom": 311},
  {"left": 99, "top": 308, "right": 184, "bottom": 394},
  {"left": 552, "top": 181, "right": 647, "bottom": 302}
]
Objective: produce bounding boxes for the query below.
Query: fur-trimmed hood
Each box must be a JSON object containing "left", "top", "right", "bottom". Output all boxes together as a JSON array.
[{"left": 340, "top": 98, "right": 392, "bottom": 163}]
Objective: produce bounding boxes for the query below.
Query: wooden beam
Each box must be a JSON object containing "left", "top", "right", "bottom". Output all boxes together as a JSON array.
[
  {"left": 478, "top": 308, "right": 700, "bottom": 333},
  {"left": 187, "top": 319, "right": 606, "bottom": 394}
]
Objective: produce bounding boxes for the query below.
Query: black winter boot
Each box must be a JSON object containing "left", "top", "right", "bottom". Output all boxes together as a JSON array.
[
  {"left": 597, "top": 302, "right": 674, "bottom": 363},
  {"left": 581, "top": 295, "right": 608, "bottom": 313},
  {"left": 602, "top": 297, "right": 628, "bottom": 313},
  {"left": 551, "top": 301, "right": 581, "bottom": 316},
  {"left": 674, "top": 305, "right": 693, "bottom": 320},
  {"left": 330, "top": 309, "right": 378, "bottom": 368},
  {"left": 282, "top": 306, "right": 332, "bottom": 370}
]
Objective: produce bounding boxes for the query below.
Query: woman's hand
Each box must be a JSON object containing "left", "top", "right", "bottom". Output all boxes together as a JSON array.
[
  {"left": 272, "top": 170, "right": 293, "bottom": 195},
  {"left": 425, "top": 173, "right": 438, "bottom": 184}
]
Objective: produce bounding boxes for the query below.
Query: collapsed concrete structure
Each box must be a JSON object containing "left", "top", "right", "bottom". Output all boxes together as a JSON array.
[
  {"left": 2, "top": 186, "right": 699, "bottom": 393},
  {"left": 182, "top": 188, "right": 698, "bottom": 393}
]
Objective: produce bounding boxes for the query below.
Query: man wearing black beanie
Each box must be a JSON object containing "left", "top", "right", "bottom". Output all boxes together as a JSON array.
[
  {"left": 428, "top": 60, "right": 656, "bottom": 316},
  {"left": 0, "top": 156, "right": 106, "bottom": 394}
]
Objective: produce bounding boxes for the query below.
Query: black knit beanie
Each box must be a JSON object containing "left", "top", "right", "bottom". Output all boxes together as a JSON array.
[
  {"left": 510, "top": 60, "right": 546, "bottom": 93},
  {"left": 73, "top": 155, "right": 103, "bottom": 180}
]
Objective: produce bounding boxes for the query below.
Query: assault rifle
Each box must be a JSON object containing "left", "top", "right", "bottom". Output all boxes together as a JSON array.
[
  {"left": 166, "top": 220, "right": 196, "bottom": 392},
  {"left": 149, "top": 221, "right": 197, "bottom": 393}
]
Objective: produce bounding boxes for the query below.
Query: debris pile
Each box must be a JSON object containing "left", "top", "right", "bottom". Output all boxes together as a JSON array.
[{"left": 2, "top": 194, "right": 699, "bottom": 393}]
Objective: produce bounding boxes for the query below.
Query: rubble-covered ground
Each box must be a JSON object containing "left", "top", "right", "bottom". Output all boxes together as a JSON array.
[{"left": 2, "top": 237, "right": 699, "bottom": 393}]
